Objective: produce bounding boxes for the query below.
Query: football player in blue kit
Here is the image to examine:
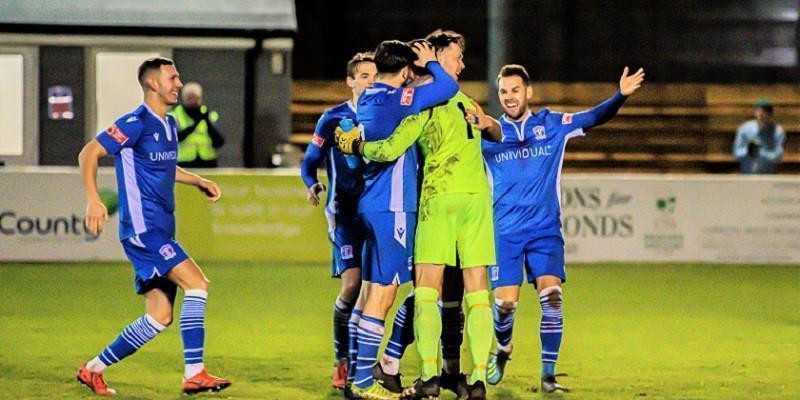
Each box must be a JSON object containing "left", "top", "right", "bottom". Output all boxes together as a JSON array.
[
  {"left": 300, "top": 52, "right": 377, "bottom": 391},
  {"left": 76, "top": 57, "right": 231, "bottom": 396},
  {"left": 469, "top": 64, "right": 644, "bottom": 393},
  {"left": 348, "top": 40, "right": 458, "bottom": 399}
]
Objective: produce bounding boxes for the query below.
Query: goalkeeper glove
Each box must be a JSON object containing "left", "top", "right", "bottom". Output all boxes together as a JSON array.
[{"left": 335, "top": 124, "right": 363, "bottom": 155}]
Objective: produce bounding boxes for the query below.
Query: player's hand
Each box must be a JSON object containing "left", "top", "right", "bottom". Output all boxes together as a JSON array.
[
  {"left": 412, "top": 41, "right": 437, "bottom": 67},
  {"left": 85, "top": 200, "right": 108, "bottom": 237},
  {"left": 335, "top": 125, "right": 362, "bottom": 155},
  {"left": 465, "top": 99, "right": 499, "bottom": 131},
  {"left": 306, "top": 182, "right": 327, "bottom": 206},
  {"left": 197, "top": 178, "right": 222, "bottom": 202},
  {"left": 619, "top": 66, "right": 645, "bottom": 96}
]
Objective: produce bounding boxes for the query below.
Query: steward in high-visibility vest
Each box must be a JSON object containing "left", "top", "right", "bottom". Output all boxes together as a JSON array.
[{"left": 170, "top": 82, "right": 225, "bottom": 168}]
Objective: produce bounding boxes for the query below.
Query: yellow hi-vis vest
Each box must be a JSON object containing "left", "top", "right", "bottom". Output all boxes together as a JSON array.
[{"left": 170, "top": 104, "right": 220, "bottom": 162}]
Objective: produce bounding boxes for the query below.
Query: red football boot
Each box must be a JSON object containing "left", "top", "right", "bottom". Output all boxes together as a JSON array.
[
  {"left": 332, "top": 361, "right": 348, "bottom": 390},
  {"left": 181, "top": 369, "right": 231, "bottom": 394},
  {"left": 76, "top": 364, "right": 117, "bottom": 396}
]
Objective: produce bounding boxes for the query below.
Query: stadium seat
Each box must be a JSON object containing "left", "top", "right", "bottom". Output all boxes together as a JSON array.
[{"left": 291, "top": 81, "right": 800, "bottom": 173}]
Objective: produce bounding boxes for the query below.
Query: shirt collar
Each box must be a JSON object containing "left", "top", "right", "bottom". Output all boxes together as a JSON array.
[{"left": 500, "top": 110, "right": 532, "bottom": 142}]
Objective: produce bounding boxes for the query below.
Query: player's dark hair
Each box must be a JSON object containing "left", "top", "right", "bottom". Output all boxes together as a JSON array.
[
  {"left": 137, "top": 57, "right": 174, "bottom": 87},
  {"left": 757, "top": 104, "right": 774, "bottom": 115},
  {"left": 425, "top": 29, "right": 465, "bottom": 52},
  {"left": 346, "top": 52, "right": 375, "bottom": 78},
  {"left": 497, "top": 64, "right": 530, "bottom": 86},
  {"left": 374, "top": 40, "right": 416, "bottom": 75},
  {"left": 406, "top": 39, "right": 430, "bottom": 77}
]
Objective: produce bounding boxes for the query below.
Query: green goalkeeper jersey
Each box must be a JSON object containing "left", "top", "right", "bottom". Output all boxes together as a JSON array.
[{"left": 363, "top": 91, "right": 490, "bottom": 203}]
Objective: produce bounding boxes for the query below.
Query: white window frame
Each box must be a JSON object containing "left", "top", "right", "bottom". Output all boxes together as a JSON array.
[
  {"left": 0, "top": 45, "right": 38, "bottom": 165},
  {"left": 85, "top": 46, "right": 171, "bottom": 141}
]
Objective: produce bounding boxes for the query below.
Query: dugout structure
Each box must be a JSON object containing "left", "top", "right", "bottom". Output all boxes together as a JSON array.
[{"left": 0, "top": 0, "right": 296, "bottom": 168}]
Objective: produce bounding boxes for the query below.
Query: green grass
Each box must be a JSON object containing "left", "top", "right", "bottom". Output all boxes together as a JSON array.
[{"left": 0, "top": 262, "right": 798, "bottom": 399}]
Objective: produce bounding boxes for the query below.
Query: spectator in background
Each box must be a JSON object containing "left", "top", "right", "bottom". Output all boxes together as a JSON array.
[
  {"left": 171, "top": 82, "right": 225, "bottom": 168},
  {"left": 733, "top": 99, "right": 785, "bottom": 174}
]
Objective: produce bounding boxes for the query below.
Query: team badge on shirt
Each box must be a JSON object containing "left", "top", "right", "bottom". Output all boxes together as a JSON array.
[
  {"left": 106, "top": 124, "right": 129, "bottom": 145},
  {"left": 534, "top": 126, "right": 547, "bottom": 140},
  {"left": 159, "top": 244, "right": 176, "bottom": 260},
  {"left": 562, "top": 113, "right": 573, "bottom": 124},
  {"left": 400, "top": 88, "right": 415, "bottom": 106}
]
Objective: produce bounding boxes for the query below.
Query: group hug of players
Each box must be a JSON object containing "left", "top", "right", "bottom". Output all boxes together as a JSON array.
[
  {"left": 72, "top": 29, "right": 642, "bottom": 399},
  {"left": 301, "top": 29, "right": 645, "bottom": 400}
]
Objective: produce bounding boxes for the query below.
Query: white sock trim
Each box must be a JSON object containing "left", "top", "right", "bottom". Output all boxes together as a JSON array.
[
  {"left": 538, "top": 286, "right": 562, "bottom": 298},
  {"left": 380, "top": 355, "right": 400, "bottom": 375},
  {"left": 357, "top": 318, "right": 386, "bottom": 335},
  {"left": 382, "top": 355, "right": 399, "bottom": 363},
  {"left": 184, "top": 362, "right": 205, "bottom": 378},
  {"left": 494, "top": 298, "right": 519, "bottom": 307},
  {"left": 184, "top": 289, "right": 208, "bottom": 299},
  {"left": 335, "top": 296, "right": 354, "bottom": 310},
  {"left": 145, "top": 314, "right": 167, "bottom": 331},
  {"left": 87, "top": 357, "right": 108, "bottom": 372}
]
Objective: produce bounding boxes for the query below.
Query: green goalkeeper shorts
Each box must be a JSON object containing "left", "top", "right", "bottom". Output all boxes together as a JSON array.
[{"left": 415, "top": 192, "right": 496, "bottom": 268}]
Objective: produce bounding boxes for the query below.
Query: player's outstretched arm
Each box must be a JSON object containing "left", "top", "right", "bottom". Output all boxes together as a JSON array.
[
  {"left": 364, "top": 110, "right": 429, "bottom": 161},
  {"left": 78, "top": 139, "right": 109, "bottom": 236},
  {"left": 336, "top": 110, "right": 430, "bottom": 161},
  {"left": 465, "top": 99, "right": 503, "bottom": 142},
  {"left": 176, "top": 167, "right": 222, "bottom": 202},
  {"left": 567, "top": 67, "right": 645, "bottom": 130}
]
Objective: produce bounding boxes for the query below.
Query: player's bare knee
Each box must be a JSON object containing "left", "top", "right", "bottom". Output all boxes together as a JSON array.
[
  {"left": 194, "top": 279, "right": 210, "bottom": 292},
  {"left": 377, "top": 287, "right": 398, "bottom": 309},
  {"left": 340, "top": 280, "right": 361, "bottom": 302},
  {"left": 497, "top": 300, "right": 517, "bottom": 314},
  {"left": 539, "top": 286, "right": 562, "bottom": 308},
  {"left": 149, "top": 312, "right": 173, "bottom": 327}
]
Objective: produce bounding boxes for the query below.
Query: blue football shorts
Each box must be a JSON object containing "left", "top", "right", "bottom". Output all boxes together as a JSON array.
[
  {"left": 326, "top": 211, "right": 366, "bottom": 277},
  {"left": 121, "top": 229, "right": 189, "bottom": 298},
  {"left": 359, "top": 211, "right": 416, "bottom": 286},
  {"left": 489, "top": 233, "right": 566, "bottom": 289}
]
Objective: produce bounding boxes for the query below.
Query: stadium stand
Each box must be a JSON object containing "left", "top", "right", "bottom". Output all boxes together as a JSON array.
[{"left": 291, "top": 81, "right": 800, "bottom": 173}]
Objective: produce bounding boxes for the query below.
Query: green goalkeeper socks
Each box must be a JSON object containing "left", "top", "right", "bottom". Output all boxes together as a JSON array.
[
  {"left": 414, "top": 286, "right": 441, "bottom": 380},
  {"left": 465, "top": 289, "right": 492, "bottom": 385}
]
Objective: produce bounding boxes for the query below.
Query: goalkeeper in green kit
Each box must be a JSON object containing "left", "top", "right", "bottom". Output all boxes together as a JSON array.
[{"left": 337, "top": 30, "right": 503, "bottom": 400}]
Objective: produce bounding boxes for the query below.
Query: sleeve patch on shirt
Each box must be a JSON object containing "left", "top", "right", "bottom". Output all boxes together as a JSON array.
[
  {"left": 311, "top": 134, "right": 325, "bottom": 147},
  {"left": 400, "top": 88, "right": 415, "bottom": 106},
  {"left": 561, "top": 113, "right": 573, "bottom": 124},
  {"left": 106, "top": 124, "right": 129, "bottom": 145}
]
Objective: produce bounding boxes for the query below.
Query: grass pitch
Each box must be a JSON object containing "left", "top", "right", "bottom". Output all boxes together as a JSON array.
[{"left": 0, "top": 262, "right": 797, "bottom": 399}]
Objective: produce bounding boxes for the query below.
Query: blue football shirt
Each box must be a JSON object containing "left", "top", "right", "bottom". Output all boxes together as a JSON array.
[
  {"left": 482, "top": 91, "right": 627, "bottom": 237},
  {"left": 300, "top": 100, "right": 363, "bottom": 217},
  {"left": 356, "top": 61, "right": 458, "bottom": 213},
  {"left": 96, "top": 103, "right": 180, "bottom": 240}
]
